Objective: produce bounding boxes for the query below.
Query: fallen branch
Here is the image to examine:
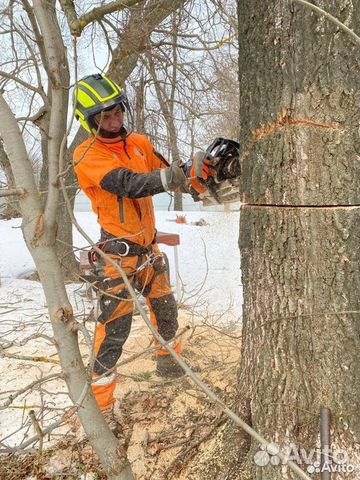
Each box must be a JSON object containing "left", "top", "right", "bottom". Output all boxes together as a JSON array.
[
  {"left": 29, "top": 410, "right": 44, "bottom": 453},
  {"left": 0, "top": 373, "right": 62, "bottom": 409},
  {"left": 164, "top": 414, "right": 226, "bottom": 476}
]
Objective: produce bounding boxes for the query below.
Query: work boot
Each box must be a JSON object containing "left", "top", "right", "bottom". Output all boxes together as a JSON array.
[
  {"left": 102, "top": 402, "right": 123, "bottom": 438},
  {"left": 156, "top": 355, "right": 185, "bottom": 378}
]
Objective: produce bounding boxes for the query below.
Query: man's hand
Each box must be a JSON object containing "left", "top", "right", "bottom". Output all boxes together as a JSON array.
[
  {"left": 160, "top": 160, "right": 187, "bottom": 192},
  {"left": 189, "top": 151, "right": 215, "bottom": 181}
]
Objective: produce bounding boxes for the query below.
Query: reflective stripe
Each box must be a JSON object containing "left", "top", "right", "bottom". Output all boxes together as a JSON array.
[
  {"left": 78, "top": 79, "right": 120, "bottom": 103},
  {"left": 158, "top": 339, "right": 176, "bottom": 350},
  {"left": 92, "top": 372, "right": 116, "bottom": 386},
  {"left": 76, "top": 88, "right": 96, "bottom": 108},
  {"left": 160, "top": 169, "right": 169, "bottom": 191}
]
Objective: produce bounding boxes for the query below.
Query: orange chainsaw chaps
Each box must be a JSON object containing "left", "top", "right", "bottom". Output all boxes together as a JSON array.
[
  {"left": 91, "top": 376, "right": 118, "bottom": 410},
  {"left": 147, "top": 296, "right": 183, "bottom": 357},
  {"left": 155, "top": 339, "right": 183, "bottom": 357}
]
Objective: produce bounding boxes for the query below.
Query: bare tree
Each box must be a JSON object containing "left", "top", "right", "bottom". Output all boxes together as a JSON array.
[
  {"left": 200, "top": 53, "right": 240, "bottom": 145},
  {"left": 0, "top": 0, "right": 192, "bottom": 476},
  {"left": 188, "top": 1, "right": 360, "bottom": 478},
  {"left": 134, "top": 0, "right": 239, "bottom": 210},
  {"left": 146, "top": 12, "right": 185, "bottom": 210}
]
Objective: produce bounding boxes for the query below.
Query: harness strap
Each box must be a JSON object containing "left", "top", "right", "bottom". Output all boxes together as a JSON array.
[
  {"left": 99, "top": 229, "right": 151, "bottom": 257},
  {"left": 135, "top": 256, "right": 168, "bottom": 297},
  {"left": 102, "top": 239, "right": 149, "bottom": 257}
]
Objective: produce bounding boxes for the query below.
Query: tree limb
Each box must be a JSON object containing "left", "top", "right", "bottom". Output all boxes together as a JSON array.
[
  {"left": 0, "top": 188, "right": 25, "bottom": 197},
  {"left": 59, "top": 0, "right": 144, "bottom": 36}
]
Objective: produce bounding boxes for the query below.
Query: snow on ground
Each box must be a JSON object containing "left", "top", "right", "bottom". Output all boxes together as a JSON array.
[
  {"left": 0, "top": 210, "right": 242, "bottom": 449},
  {"left": 0, "top": 210, "right": 242, "bottom": 317},
  {"left": 74, "top": 210, "right": 242, "bottom": 316}
]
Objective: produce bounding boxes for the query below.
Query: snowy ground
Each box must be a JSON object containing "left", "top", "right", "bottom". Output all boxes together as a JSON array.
[
  {"left": 1, "top": 210, "right": 242, "bottom": 316},
  {"left": 0, "top": 210, "right": 242, "bottom": 450}
]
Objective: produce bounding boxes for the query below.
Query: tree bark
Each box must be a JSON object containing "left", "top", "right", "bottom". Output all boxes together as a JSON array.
[
  {"left": 187, "top": 1, "right": 360, "bottom": 479},
  {"left": 0, "top": 140, "right": 21, "bottom": 219}
]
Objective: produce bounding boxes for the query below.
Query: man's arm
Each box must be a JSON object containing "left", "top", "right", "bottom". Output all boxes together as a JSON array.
[
  {"left": 100, "top": 168, "right": 165, "bottom": 198},
  {"left": 100, "top": 161, "right": 187, "bottom": 198}
]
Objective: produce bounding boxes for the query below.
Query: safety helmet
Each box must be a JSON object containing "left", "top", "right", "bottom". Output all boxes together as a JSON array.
[{"left": 73, "top": 73, "right": 129, "bottom": 135}]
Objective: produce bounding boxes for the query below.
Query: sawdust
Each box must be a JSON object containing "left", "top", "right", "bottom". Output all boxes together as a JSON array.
[
  {"left": 112, "top": 311, "right": 241, "bottom": 479},
  {"left": 0, "top": 310, "right": 241, "bottom": 479}
]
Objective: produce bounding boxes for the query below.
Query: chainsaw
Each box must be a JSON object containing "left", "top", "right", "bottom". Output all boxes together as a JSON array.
[{"left": 181, "top": 138, "right": 241, "bottom": 206}]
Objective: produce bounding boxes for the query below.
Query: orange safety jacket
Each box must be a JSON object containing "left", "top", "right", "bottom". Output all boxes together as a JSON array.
[{"left": 74, "top": 133, "right": 167, "bottom": 247}]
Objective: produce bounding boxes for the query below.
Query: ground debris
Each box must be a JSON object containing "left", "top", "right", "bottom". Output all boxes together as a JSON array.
[{"left": 0, "top": 320, "right": 240, "bottom": 480}]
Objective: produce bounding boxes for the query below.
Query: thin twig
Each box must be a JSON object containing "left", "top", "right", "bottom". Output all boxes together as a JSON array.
[
  {"left": 0, "top": 373, "right": 62, "bottom": 409},
  {"left": 29, "top": 410, "right": 44, "bottom": 453}
]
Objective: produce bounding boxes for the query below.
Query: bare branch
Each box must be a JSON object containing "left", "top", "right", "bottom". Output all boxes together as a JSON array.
[
  {"left": 59, "top": 0, "right": 144, "bottom": 36},
  {"left": 0, "top": 188, "right": 25, "bottom": 197},
  {"left": 0, "top": 69, "right": 43, "bottom": 94},
  {"left": 20, "top": 0, "right": 50, "bottom": 75},
  {"left": 28, "top": 410, "right": 44, "bottom": 453},
  {"left": 0, "top": 373, "right": 62, "bottom": 409}
]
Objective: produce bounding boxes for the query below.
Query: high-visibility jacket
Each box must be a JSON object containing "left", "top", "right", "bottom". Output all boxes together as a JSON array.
[{"left": 74, "top": 133, "right": 167, "bottom": 247}]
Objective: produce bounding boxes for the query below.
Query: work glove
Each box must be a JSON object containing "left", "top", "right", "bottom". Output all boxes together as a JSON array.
[
  {"left": 189, "top": 151, "right": 215, "bottom": 181},
  {"left": 160, "top": 160, "right": 188, "bottom": 192},
  {"left": 180, "top": 150, "right": 216, "bottom": 195}
]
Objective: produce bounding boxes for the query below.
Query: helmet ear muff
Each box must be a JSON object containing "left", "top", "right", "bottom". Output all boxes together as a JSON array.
[
  {"left": 74, "top": 109, "right": 91, "bottom": 133},
  {"left": 80, "top": 118, "right": 92, "bottom": 134}
]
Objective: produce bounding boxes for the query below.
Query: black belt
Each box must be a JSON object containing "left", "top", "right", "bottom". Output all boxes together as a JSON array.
[
  {"left": 103, "top": 239, "right": 149, "bottom": 257},
  {"left": 100, "top": 230, "right": 151, "bottom": 257}
]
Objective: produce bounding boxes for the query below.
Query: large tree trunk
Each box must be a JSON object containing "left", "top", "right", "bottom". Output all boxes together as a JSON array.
[{"left": 186, "top": 1, "right": 360, "bottom": 479}]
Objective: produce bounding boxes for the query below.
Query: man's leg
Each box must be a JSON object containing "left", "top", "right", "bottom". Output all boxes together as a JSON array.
[
  {"left": 92, "top": 310, "right": 132, "bottom": 409},
  {"left": 139, "top": 244, "right": 183, "bottom": 376},
  {"left": 92, "top": 256, "right": 137, "bottom": 410}
]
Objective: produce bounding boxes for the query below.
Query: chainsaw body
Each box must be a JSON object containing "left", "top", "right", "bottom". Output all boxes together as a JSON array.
[{"left": 182, "top": 138, "right": 241, "bottom": 206}]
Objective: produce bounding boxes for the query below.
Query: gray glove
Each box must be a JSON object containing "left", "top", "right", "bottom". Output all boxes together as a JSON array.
[{"left": 160, "top": 160, "right": 187, "bottom": 192}]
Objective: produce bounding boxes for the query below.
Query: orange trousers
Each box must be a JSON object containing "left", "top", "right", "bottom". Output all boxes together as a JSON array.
[{"left": 92, "top": 243, "right": 182, "bottom": 409}]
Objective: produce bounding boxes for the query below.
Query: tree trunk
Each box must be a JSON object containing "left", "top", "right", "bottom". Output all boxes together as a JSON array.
[
  {"left": 56, "top": 128, "right": 87, "bottom": 279},
  {"left": 146, "top": 33, "right": 184, "bottom": 211},
  {"left": 0, "top": 140, "right": 21, "bottom": 219},
  {"left": 0, "top": 94, "right": 133, "bottom": 480},
  {"left": 135, "top": 72, "right": 146, "bottom": 133},
  {"left": 186, "top": 1, "right": 360, "bottom": 479},
  {"left": 174, "top": 191, "right": 183, "bottom": 211}
]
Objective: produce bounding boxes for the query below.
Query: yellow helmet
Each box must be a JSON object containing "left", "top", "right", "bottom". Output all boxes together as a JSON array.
[{"left": 73, "top": 73, "right": 128, "bottom": 134}]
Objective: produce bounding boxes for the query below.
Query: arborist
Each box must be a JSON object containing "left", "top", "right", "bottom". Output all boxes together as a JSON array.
[{"left": 72, "top": 73, "right": 213, "bottom": 433}]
